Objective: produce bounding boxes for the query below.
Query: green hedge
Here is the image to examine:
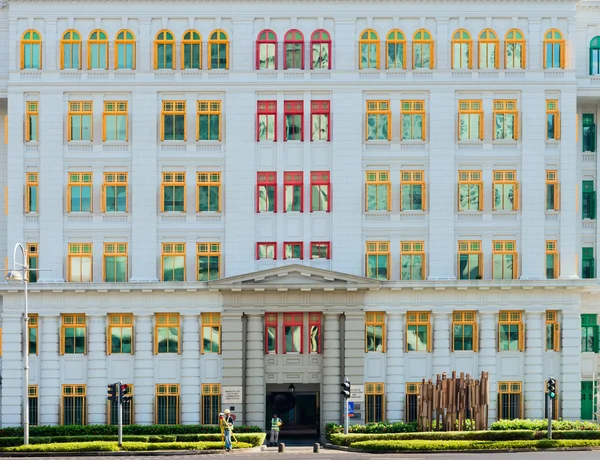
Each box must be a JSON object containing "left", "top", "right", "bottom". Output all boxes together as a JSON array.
[
  {"left": 175, "top": 433, "right": 266, "bottom": 447},
  {"left": 349, "top": 439, "right": 600, "bottom": 452},
  {"left": 490, "top": 419, "right": 600, "bottom": 431},
  {"left": 1, "top": 440, "right": 253, "bottom": 453},
  {"left": 119, "top": 441, "right": 252, "bottom": 451},
  {"left": 325, "top": 421, "right": 417, "bottom": 439}
]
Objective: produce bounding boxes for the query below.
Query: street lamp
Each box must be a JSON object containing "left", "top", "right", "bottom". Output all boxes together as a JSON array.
[{"left": 288, "top": 383, "right": 295, "bottom": 394}]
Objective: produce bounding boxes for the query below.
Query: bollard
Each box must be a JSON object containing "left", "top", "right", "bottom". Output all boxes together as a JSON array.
[
  {"left": 278, "top": 442, "right": 285, "bottom": 453},
  {"left": 313, "top": 443, "right": 320, "bottom": 453}
]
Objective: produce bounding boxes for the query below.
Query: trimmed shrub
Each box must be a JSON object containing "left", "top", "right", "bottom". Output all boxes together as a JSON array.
[
  {"left": 349, "top": 439, "right": 600, "bottom": 452},
  {"left": 325, "top": 421, "right": 417, "bottom": 439},
  {"left": 175, "top": 433, "right": 266, "bottom": 447},
  {"left": 119, "top": 441, "right": 253, "bottom": 451},
  {"left": 1, "top": 441, "right": 120, "bottom": 453},
  {"left": 490, "top": 419, "right": 600, "bottom": 431}
]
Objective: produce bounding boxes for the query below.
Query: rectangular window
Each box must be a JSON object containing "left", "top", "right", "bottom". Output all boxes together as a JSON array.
[
  {"left": 284, "top": 172, "right": 303, "bottom": 212},
  {"left": 400, "top": 241, "right": 425, "bottom": 280},
  {"left": 366, "top": 100, "right": 391, "bottom": 141},
  {"left": 310, "top": 171, "right": 330, "bottom": 212},
  {"left": 197, "top": 172, "right": 221, "bottom": 213},
  {"left": 452, "top": 311, "right": 478, "bottom": 351},
  {"left": 458, "top": 171, "right": 483, "bottom": 211},
  {"left": 547, "top": 100, "right": 560, "bottom": 140},
  {"left": 108, "top": 313, "right": 133, "bottom": 354},
  {"left": 109, "top": 384, "right": 133, "bottom": 425},
  {"left": 498, "top": 311, "right": 524, "bottom": 352},
  {"left": 458, "top": 240, "right": 483, "bottom": 280},
  {"left": 284, "top": 242, "right": 303, "bottom": 260},
  {"left": 582, "top": 180, "right": 596, "bottom": 219},
  {"left": 546, "top": 171, "right": 559, "bottom": 211},
  {"left": 583, "top": 247, "right": 595, "bottom": 279},
  {"left": 155, "top": 313, "right": 180, "bottom": 354},
  {"left": 311, "top": 100, "right": 330, "bottom": 141},
  {"left": 308, "top": 312, "right": 322, "bottom": 353},
  {"left": 284, "top": 100, "right": 303, "bottom": 141},
  {"left": 161, "top": 101, "right": 186, "bottom": 141},
  {"left": 60, "top": 314, "right": 86, "bottom": 355},
  {"left": 103, "top": 243, "right": 128, "bottom": 282},
  {"left": 498, "top": 381, "right": 522, "bottom": 420},
  {"left": 26, "top": 102, "right": 38, "bottom": 142},
  {"left": 493, "top": 170, "right": 519, "bottom": 211},
  {"left": 28, "top": 313, "right": 38, "bottom": 355},
  {"left": 365, "top": 383, "right": 385, "bottom": 423},
  {"left": 458, "top": 100, "right": 483, "bottom": 141},
  {"left": 61, "top": 384, "right": 86, "bottom": 425},
  {"left": 493, "top": 100, "right": 518, "bottom": 140},
  {"left": 581, "top": 381, "right": 595, "bottom": 420},
  {"left": 197, "top": 101, "right": 221, "bottom": 141},
  {"left": 581, "top": 314, "right": 599, "bottom": 353},
  {"left": 27, "top": 243, "right": 38, "bottom": 283},
  {"left": 202, "top": 313, "right": 221, "bottom": 353},
  {"left": 544, "top": 380, "right": 559, "bottom": 420},
  {"left": 546, "top": 240, "right": 559, "bottom": 279},
  {"left": 161, "top": 243, "right": 186, "bottom": 282},
  {"left": 155, "top": 384, "right": 180, "bottom": 425},
  {"left": 400, "top": 171, "right": 426, "bottom": 211},
  {"left": 405, "top": 383, "right": 421, "bottom": 423},
  {"left": 68, "top": 101, "right": 93, "bottom": 141},
  {"left": 583, "top": 114, "right": 596, "bottom": 153},
  {"left": 68, "top": 172, "right": 92, "bottom": 213},
  {"left": 310, "top": 242, "right": 330, "bottom": 259},
  {"left": 366, "top": 242, "right": 390, "bottom": 280},
  {"left": 283, "top": 312, "right": 303, "bottom": 353},
  {"left": 257, "top": 242, "right": 276, "bottom": 260},
  {"left": 265, "top": 312, "right": 278, "bottom": 354},
  {"left": 401, "top": 100, "right": 426, "bottom": 141},
  {"left": 365, "top": 312, "right": 386, "bottom": 352},
  {"left": 101, "top": 172, "right": 128, "bottom": 213},
  {"left": 366, "top": 171, "right": 391, "bottom": 211},
  {"left": 492, "top": 240, "right": 517, "bottom": 280},
  {"left": 201, "top": 384, "right": 221, "bottom": 425},
  {"left": 29, "top": 385, "right": 38, "bottom": 426},
  {"left": 197, "top": 243, "right": 220, "bottom": 281},
  {"left": 406, "top": 312, "right": 431, "bottom": 352},
  {"left": 103, "top": 101, "right": 128, "bottom": 142},
  {"left": 257, "top": 101, "right": 277, "bottom": 141},
  {"left": 161, "top": 172, "right": 186, "bottom": 212},
  {"left": 257, "top": 172, "right": 277, "bottom": 213},
  {"left": 545, "top": 311, "right": 560, "bottom": 352},
  {"left": 26, "top": 172, "right": 38, "bottom": 213},
  {"left": 68, "top": 243, "right": 92, "bottom": 282}
]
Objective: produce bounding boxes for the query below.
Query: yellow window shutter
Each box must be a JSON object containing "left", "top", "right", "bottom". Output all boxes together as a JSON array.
[
  {"left": 556, "top": 112, "right": 561, "bottom": 140},
  {"left": 427, "top": 325, "right": 432, "bottom": 352},
  {"left": 514, "top": 183, "right": 520, "bottom": 210},
  {"left": 457, "top": 183, "right": 461, "bottom": 211},
  {"left": 556, "top": 183, "right": 560, "bottom": 210},
  {"left": 422, "top": 183, "right": 427, "bottom": 211},
  {"left": 478, "top": 184, "right": 484, "bottom": 211},
  {"left": 514, "top": 252, "right": 519, "bottom": 279},
  {"left": 422, "top": 112, "right": 427, "bottom": 141},
  {"left": 473, "top": 322, "right": 479, "bottom": 352},
  {"left": 387, "top": 184, "right": 392, "bottom": 211},
  {"left": 518, "top": 323, "right": 525, "bottom": 352},
  {"left": 101, "top": 185, "right": 106, "bottom": 213},
  {"left": 554, "top": 322, "right": 560, "bottom": 351},
  {"left": 515, "top": 113, "right": 520, "bottom": 140}
]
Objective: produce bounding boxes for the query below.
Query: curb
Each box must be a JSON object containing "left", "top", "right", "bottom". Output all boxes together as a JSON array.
[
  {"left": 324, "top": 443, "right": 600, "bottom": 454},
  {"left": 0, "top": 447, "right": 262, "bottom": 457}
]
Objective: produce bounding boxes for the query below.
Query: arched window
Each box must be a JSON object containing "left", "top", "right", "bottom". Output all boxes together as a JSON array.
[
  {"left": 591, "top": 36, "right": 600, "bottom": 75},
  {"left": 61, "top": 30, "right": 81, "bottom": 70},
  {"left": 478, "top": 29, "right": 498, "bottom": 69},
  {"left": 115, "top": 30, "right": 136, "bottom": 70},
  {"left": 256, "top": 29, "right": 277, "bottom": 70},
  {"left": 182, "top": 30, "right": 201, "bottom": 70},
  {"left": 284, "top": 29, "right": 304, "bottom": 69},
  {"left": 359, "top": 29, "right": 379, "bottom": 69},
  {"left": 544, "top": 29, "right": 564, "bottom": 69},
  {"left": 311, "top": 30, "right": 331, "bottom": 69},
  {"left": 452, "top": 29, "right": 472, "bottom": 69},
  {"left": 413, "top": 29, "right": 434, "bottom": 69},
  {"left": 21, "top": 30, "right": 42, "bottom": 70},
  {"left": 155, "top": 30, "right": 175, "bottom": 70},
  {"left": 505, "top": 29, "right": 526, "bottom": 69},
  {"left": 208, "top": 30, "right": 228, "bottom": 70},
  {"left": 386, "top": 29, "right": 405, "bottom": 69},
  {"left": 88, "top": 30, "right": 108, "bottom": 70}
]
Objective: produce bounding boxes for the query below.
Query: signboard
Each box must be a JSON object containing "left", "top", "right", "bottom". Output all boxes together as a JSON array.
[
  {"left": 348, "top": 385, "right": 364, "bottom": 403},
  {"left": 347, "top": 401, "right": 354, "bottom": 417},
  {"left": 222, "top": 386, "right": 243, "bottom": 405}
]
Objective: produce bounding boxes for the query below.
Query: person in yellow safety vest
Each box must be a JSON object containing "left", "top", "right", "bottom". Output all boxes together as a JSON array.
[
  {"left": 219, "top": 409, "right": 234, "bottom": 451},
  {"left": 269, "top": 413, "right": 282, "bottom": 446}
]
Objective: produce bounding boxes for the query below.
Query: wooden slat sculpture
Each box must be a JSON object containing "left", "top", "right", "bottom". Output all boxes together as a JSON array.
[{"left": 417, "top": 371, "right": 489, "bottom": 431}]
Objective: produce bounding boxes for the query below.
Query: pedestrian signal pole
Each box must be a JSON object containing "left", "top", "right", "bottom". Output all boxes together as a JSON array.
[
  {"left": 341, "top": 378, "right": 351, "bottom": 435},
  {"left": 547, "top": 378, "right": 556, "bottom": 440}
]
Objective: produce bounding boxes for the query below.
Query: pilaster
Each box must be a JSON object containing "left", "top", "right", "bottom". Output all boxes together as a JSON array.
[
  {"left": 561, "top": 312, "right": 581, "bottom": 420},
  {"left": 343, "top": 312, "right": 364, "bottom": 387},
  {"left": 86, "top": 314, "right": 107, "bottom": 424},
  {"left": 39, "top": 314, "right": 60, "bottom": 426},
  {"left": 180, "top": 315, "right": 200, "bottom": 424},
  {"left": 478, "top": 312, "right": 497, "bottom": 422},
  {"left": 1, "top": 315, "right": 23, "bottom": 427},
  {"left": 432, "top": 312, "right": 451, "bottom": 375},
  {"left": 133, "top": 315, "right": 153, "bottom": 424},
  {"left": 385, "top": 312, "right": 404, "bottom": 422},
  {"left": 244, "top": 314, "right": 264, "bottom": 429},
  {"left": 524, "top": 311, "right": 544, "bottom": 419},
  {"left": 221, "top": 312, "right": 243, "bottom": 421},
  {"left": 322, "top": 313, "right": 342, "bottom": 425}
]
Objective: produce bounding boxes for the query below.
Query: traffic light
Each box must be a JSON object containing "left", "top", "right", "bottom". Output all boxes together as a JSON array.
[
  {"left": 119, "top": 384, "right": 132, "bottom": 404},
  {"left": 547, "top": 378, "right": 556, "bottom": 399},
  {"left": 341, "top": 378, "right": 351, "bottom": 399},
  {"left": 107, "top": 383, "right": 117, "bottom": 403}
]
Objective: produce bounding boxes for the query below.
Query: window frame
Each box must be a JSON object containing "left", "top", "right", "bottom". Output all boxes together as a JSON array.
[
  {"left": 545, "top": 310, "right": 560, "bottom": 352},
  {"left": 582, "top": 113, "right": 596, "bottom": 153},
  {"left": 103, "top": 243, "right": 128, "bottom": 282},
  {"left": 359, "top": 29, "right": 380, "bottom": 69},
  {"left": 197, "top": 101, "right": 221, "bottom": 141},
  {"left": 161, "top": 242, "right": 186, "bottom": 282},
  {"left": 406, "top": 312, "right": 431, "bottom": 352},
  {"left": 283, "top": 242, "right": 303, "bottom": 260},
  {"left": 101, "top": 172, "right": 128, "bottom": 213},
  {"left": 492, "top": 100, "right": 519, "bottom": 141},
  {"left": 366, "top": 100, "right": 391, "bottom": 141},
  {"left": 452, "top": 311, "right": 478, "bottom": 352},
  {"left": 365, "top": 312, "right": 386, "bottom": 352},
  {"left": 457, "top": 170, "right": 483, "bottom": 211},
  {"left": 108, "top": 384, "right": 134, "bottom": 425},
  {"left": 400, "top": 100, "right": 426, "bottom": 141},
  {"left": 102, "top": 101, "right": 128, "bottom": 142},
  {"left": 386, "top": 29, "right": 406, "bottom": 69},
  {"left": 67, "top": 101, "right": 93, "bottom": 142},
  {"left": 405, "top": 382, "right": 421, "bottom": 422},
  {"left": 154, "top": 313, "right": 181, "bottom": 355},
  {"left": 256, "top": 29, "right": 278, "bottom": 70},
  {"left": 60, "top": 30, "right": 82, "bottom": 70},
  {"left": 161, "top": 101, "right": 186, "bottom": 141},
  {"left": 257, "top": 171, "right": 277, "bottom": 213},
  {"left": 310, "top": 100, "right": 330, "bottom": 142},
  {"left": 181, "top": 30, "right": 202, "bottom": 70},
  {"left": 28, "top": 313, "right": 38, "bottom": 355},
  {"left": 265, "top": 312, "right": 278, "bottom": 354},
  {"left": 400, "top": 170, "right": 426, "bottom": 211},
  {"left": 208, "top": 30, "right": 229, "bottom": 70},
  {"left": 201, "top": 313, "right": 221, "bottom": 354},
  {"left": 21, "top": 29, "right": 42, "bottom": 70},
  {"left": 25, "top": 101, "right": 39, "bottom": 142},
  {"left": 546, "top": 240, "right": 559, "bottom": 280},
  {"left": 546, "top": 100, "right": 561, "bottom": 140},
  {"left": 492, "top": 240, "right": 518, "bottom": 280},
  {"left": 67, "top": 172, "right": 93, "bottom": 213},
  {"left": 310, "top": 242, "right": 331, "bottom": 260},
  {"left": 310, "top": 171, "right": 330, "bottom": 212},
  {"left": 458, "top": 240, "right": 483, "bottom": 280},
  {"left": 29, "top": 385, "right": 39, "bottom": 426},
  {"left": 458, "top": 100, "right": 483, "bottom": 141},
  {"left": 67, "top": 243, "right": 93, "bottom": 282},
  {"left": 60, "top": 314, "right": 86, "bottom": 355},
  {"left": 284, "top": 29, "right": 304, "bottom": 70},
  {"left": 492, "top": 170, "right": 519, "bottom": 211},
  {"left": 365, "top": 241, "right": 390, "bottom": 280},
  {"left": 256, "top": 242, "right": 277, "bottom": 260},
  {"left": 87, "top": 29, "right": 108, "bottom": 70},
  {"left": 498, "top": 381, "right": 523, "bottom": 420},
  {"left": 155, "top": 384, "right": 180, "bottom": 425},
  {"left": 581, "top": 314, "right": 599, "bottom": 353},
  {"left": 197, "top": 242, "right": 221, "bottom": 281},
  {"left": 543, "top": 29, "right": 565, "bottom": 70},
  {"left": 161, "top": 172, "right": 186, "bottom": 213},
  {"left": 197, "top": 172, "right": 221, "bottom": 213},
  {"left": 155, "top": 30, "right": 175, "bottom": 70},
  {"left": 310, "top": 29, "right": 331, "bottom": 70},
  {"left": 61, "top": 384, "right": 87, "bottom": 426},
  {"left": 546, "top": 170, "right": 560, "bottom": 211},
  {"left": 505, "top": 29, "right": 526, "bottom": 69},
  {"left": 498, "top": 311, "right": 524, "bottom": 352},
  {"left": 478, "top": 29, "right": 499, "bottom": 69},
  {"left": 115, "top": 29, "right": 136, "bottom": 70},
  {"left": 257, "top": 101, "right": 277, "bottom": 142},
  {"left": 365, "top": 171, "right": 391, "bottom": 211},
  {"left": 365, "top": 382, "right": 385, "bottom": 423},
  {"left": 400, "top": 241, "right": 426, "bottom": 281},
  {"left": 283, "top": 312, "right": 303, "bottom": 354},
  {"left": 582, "top": 247, "right": 596, "bottom": 279},
  {"left": 107, "top": 313, "right": 134, "bottom": 355},
  {"left": 284, "top": 100, "right": 304, "bottom": 141},
  {"left": 591, "top": 36, "right": 600, "bottom": 75},
  {"left": 582, "top": 180, "right": 596, "bottom": 220},
  {"left": 412, "top": 29, "right": 434, "bottom": 69},
  {"left": 284, "top": 171, "right": 303, "bottom": 212},
  {"left": 451, "top": 29, "right": 472, "bottom": 69},
  {"left": 26, "top": 172, "right": 38, "bottom": 213},
  {"left": 201, "top": 383, "right": 221, "bottom": 425},
  {"left": 27, "top": 243, "right": 38, "bottom": 283},
  {"left": 308, "top": 312, "right": 322, "bottom": 354}
]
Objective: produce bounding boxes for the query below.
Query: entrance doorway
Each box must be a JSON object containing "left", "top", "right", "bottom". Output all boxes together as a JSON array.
[{"left": 266, "top": 384, "right": 320, "bottom": 441}]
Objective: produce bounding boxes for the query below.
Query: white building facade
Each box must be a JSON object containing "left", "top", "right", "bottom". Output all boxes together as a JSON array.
[{"left": 0, "top": 0, "right": 598, "bottom": 433}]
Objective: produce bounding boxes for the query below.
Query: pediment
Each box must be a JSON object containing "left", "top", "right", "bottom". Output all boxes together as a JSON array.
[{"left": 208, "top": 264, "right": 380, "bottom": 290}]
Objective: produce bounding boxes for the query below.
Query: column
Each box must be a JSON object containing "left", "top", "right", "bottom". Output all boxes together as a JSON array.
[
  {"left": 528, "top": 20, "right": 541, "bottom": 71},
  {"left": 478, "top": 312, "right": 497, "bottom": 422},
  {"left": 344, "top": 312, "right": 364, "bottom": 425},
  {"left": 221, "top": 313, "right": 243, "bottom": 420},
  {"left": 244, "top": 314, "right": 264, "bottom": 429},
  {"left": 86, "top": 315, "right": 107, "bottom": 424},
  {"left": 432, "top": 312, "right": 451, "bottom": 375},
  {"left": 524, "top": 312, "right": 544, "bottom": 419},
  {"left": 133, "top": 315, "right": 154, "bottom": 424},
  {"left": 560, "top": 312, "right": 581, "bottom": 420},
  {"left": 1, "top": 314, "right": 23, "bottom": 427},
  {"left": 385, "top": 312, "right": 404, "bottom": 422},
  {"left": 180, "top": 315, "right": 200, "bottom": 424},
  {"left": 39, "top": 314, "right": 60, "bottom": 425},
  {"left": 322, "top": 313, "right": 342, "bottom": 424}
]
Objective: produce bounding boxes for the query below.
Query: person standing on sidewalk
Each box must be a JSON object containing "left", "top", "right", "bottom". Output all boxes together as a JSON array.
[
  {"left": 269, "top": 414, "right": 282, "bottom": 446},
  {"left": 220, "top": 409, "right": 235, "bottom": 452}
]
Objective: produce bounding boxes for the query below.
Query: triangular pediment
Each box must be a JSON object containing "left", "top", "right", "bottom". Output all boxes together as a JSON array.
[{"left": 208, "top": 264, "right": 380, "bottom": 290}]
